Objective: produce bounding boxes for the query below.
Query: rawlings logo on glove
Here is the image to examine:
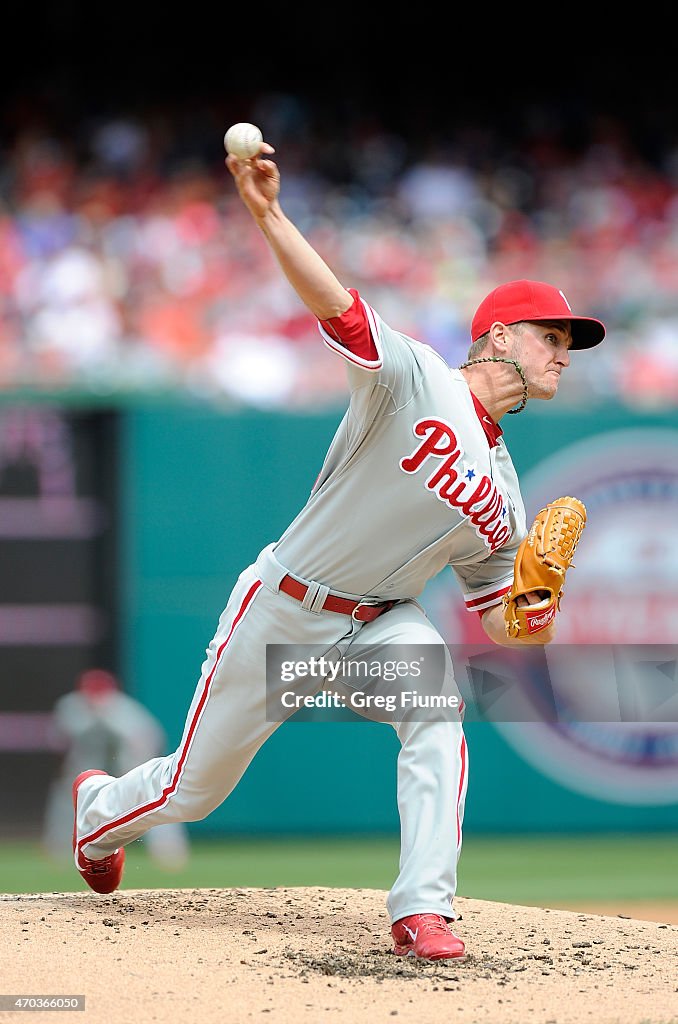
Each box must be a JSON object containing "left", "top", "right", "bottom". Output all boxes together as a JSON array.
[{"left": 502, "top": 496, "right": 587, "bottom": 639}]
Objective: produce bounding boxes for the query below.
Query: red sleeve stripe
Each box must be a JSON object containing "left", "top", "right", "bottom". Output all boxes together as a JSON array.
[
  {"left": 464, "top": 583, "right": 512, "bottom": 612},
  {"left": 317, "top": 291, "right": 383, "bottom": 369},
  {"left": 463, "top": 577, "right": 514, "bottom": 601}
]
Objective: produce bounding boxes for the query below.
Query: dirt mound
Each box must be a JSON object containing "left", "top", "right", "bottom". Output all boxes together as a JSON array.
[{"left": 2, "top": 887, "right": 677, "bottom": 1024}]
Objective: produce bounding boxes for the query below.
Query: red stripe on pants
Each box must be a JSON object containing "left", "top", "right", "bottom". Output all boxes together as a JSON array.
[
  {"left": 76, "top": 579, "right": 263, "bottom": 862},
  {"left": 456, "top": 734, "right": 467, "bottom": 850}
]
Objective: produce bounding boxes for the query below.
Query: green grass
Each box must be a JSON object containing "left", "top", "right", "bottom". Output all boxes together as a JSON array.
[
  {"left": 2, "top": 833, "right": 676, "bottom": 905},
  {"left": 2, "top": 835, "right": 400, "bottom": 896},
  {"left": 459, "top": 833, "right": 678, "bottom": 904}
]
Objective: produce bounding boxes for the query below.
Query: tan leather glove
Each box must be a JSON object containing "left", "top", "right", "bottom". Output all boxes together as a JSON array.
[{"left": 502, "top": 496, "right": 587, "bottom": 639}]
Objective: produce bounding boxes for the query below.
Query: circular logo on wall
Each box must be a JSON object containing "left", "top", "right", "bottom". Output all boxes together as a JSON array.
[{"left": 495, "top": 427, "right": 678, "bottom": 806}]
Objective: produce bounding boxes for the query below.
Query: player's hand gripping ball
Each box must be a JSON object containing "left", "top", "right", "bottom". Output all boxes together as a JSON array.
[
  {"left": 502, "top": 496, "right": 587, "bottom": 639},
  {"left": 224, "top": 122, "right": 264, "bottom": 159}
]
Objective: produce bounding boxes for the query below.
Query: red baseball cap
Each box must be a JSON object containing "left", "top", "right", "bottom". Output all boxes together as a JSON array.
[
  {"left": 77, "top": 668, "right": 119, "bottom": 699},
  {"left": 471, "top": 279, "right": 606, "bottom": 349}
]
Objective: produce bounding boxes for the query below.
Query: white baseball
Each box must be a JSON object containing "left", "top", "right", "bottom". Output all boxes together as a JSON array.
[{"left": 224, "top": 122, "right": 264, "bottom": 159}]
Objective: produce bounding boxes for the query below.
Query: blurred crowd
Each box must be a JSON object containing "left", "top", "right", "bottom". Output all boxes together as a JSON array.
[{"left": 1, "top": 93, "right": 678, "bottom": 410}]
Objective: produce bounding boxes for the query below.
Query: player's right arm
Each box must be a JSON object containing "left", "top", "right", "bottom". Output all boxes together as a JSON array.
[
  {"left": 226, "top": 140, "right": 411, "bottom": 382},
  {"left": 226, "top": 146, "right": 353, "bottom": 321}
]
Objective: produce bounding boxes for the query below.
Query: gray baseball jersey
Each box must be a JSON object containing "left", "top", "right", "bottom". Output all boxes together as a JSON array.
[
  {"left": 73, "top": 287, "right": 526, "bottom": 925},
  {"left": 275, "top": 289, "right": 527, "bottom": 611}
]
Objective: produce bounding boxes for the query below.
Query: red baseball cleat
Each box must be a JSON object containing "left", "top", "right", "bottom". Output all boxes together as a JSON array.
[
  {"left": 392, "top": 913, "right": 466, "bottom": 960},
  {"left": 72, "top": 770, "right": 125, "bottom": 895}
]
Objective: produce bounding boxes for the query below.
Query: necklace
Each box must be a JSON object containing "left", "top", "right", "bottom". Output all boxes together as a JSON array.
[{"left": 458, "top": 357, "right": 528, "bottom": 415}]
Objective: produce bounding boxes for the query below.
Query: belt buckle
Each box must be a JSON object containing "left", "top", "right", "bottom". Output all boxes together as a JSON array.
[{"left": 351, "top": 598, "right": 383, "bottom": 622}]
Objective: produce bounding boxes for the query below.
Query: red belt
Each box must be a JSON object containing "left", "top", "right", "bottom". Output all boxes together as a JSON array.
[{"left": 279, "top": 574, "right": 396, "bottom": 622}]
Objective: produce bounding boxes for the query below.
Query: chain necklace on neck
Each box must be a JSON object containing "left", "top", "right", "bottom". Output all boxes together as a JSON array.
[{"left": 458, "top": 357, "right": 528, "bottom": 415}]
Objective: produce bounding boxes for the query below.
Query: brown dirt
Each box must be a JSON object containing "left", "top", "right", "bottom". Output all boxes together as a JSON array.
[
  {"left": 2, "top": 887, "right": 678, "bottom": 1024},
  {"left": 550, "top": 902, "right": 678, "bottom": 926}
]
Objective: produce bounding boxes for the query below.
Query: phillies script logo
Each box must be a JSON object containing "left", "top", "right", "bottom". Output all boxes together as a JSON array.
[{"left": 400, "top": 417, "right": 511, "bottom": 552}]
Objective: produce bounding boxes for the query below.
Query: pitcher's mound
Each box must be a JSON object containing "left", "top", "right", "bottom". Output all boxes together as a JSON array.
[{"left": 3, "top": 887, "right": 678, "bottom": 1024}]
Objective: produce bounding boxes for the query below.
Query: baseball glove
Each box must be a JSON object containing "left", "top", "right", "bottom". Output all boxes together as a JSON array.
[{"left": 502, "top": 496, "right": 587, "bottom": 639}]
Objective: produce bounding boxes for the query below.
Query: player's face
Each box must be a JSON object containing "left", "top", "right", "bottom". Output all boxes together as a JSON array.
[{"left": 507, "top": 321, "right": 572, "bottom": 400}]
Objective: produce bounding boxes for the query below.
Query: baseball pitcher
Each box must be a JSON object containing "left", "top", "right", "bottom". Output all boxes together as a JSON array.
[{"left": 70, "top": 132, "right": 604, "bottom": 960}]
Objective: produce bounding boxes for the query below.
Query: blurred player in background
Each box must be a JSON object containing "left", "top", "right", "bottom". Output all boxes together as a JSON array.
[{"left": 43, "top": 668, "right": 190, "bottom": 870}]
